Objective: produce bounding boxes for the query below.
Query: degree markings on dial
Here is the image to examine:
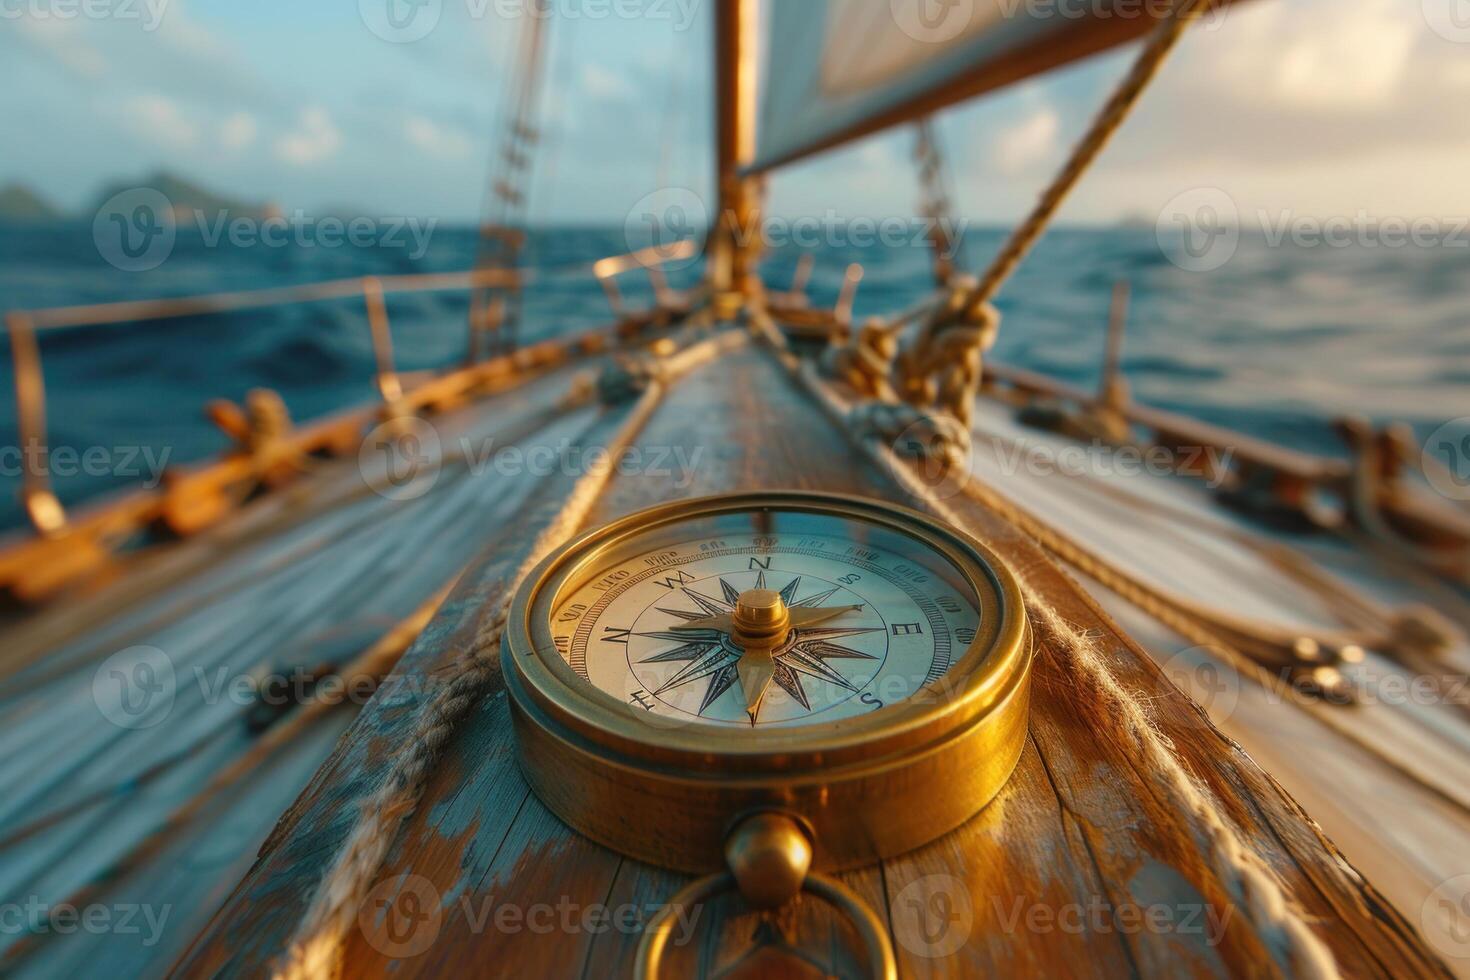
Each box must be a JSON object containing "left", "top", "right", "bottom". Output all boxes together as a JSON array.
[{"left": 558, "top": 540, "right": 978, "bottom": 725}]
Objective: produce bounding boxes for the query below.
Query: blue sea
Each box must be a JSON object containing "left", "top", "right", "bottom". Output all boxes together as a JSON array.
[{"left": 1, "top": 222, "right": 1466, "bottom": 532}]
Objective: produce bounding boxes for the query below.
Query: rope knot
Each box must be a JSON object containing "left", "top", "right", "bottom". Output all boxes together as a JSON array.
[{"left": 895, "top": 285, "right": 999, "bottom": 431}]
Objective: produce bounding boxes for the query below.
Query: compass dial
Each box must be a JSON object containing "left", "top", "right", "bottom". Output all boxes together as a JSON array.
[
  {"left": 545, "top": 509, "right": 984, "bottom": 728},
  {"left": 506, "top": 493, "right": 1030, "bottom": 872}
]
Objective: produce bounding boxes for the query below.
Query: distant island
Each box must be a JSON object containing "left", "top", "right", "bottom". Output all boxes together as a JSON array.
[
  {"left": 0, "top": 172, "right": 281, "bottom": 224},
  {"left": 0, "top": 184, "right": 62, "bottom": 222}
]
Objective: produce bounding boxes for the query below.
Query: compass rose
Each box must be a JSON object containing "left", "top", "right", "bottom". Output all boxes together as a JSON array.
[{"left": 637, "top": 574, "right": 878, "bottom": 724}]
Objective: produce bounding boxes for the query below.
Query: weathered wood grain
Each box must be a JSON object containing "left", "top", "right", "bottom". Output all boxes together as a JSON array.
[{"left": 170, "top": 337, "right": 1450, "bottom": 978}]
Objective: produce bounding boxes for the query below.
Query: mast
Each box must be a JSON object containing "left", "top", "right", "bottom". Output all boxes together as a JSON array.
[{"left": 708, "top": 0, "right": 761, "bottom": 312}]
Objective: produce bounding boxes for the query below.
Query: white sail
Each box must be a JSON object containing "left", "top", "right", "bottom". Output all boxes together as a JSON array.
[{"left": 754, "top": 0, "right": 1212, "bottom": 172}]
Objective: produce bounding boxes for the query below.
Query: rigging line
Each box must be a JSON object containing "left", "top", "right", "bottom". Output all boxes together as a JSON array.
[
  {"left": 531, "top": 13, "right": 575, "bottom": 230},
  {"left": 959, "top": 0, "right": 1217, "bottom": 318}
]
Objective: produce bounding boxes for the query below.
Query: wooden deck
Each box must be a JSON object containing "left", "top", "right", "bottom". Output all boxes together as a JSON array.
[
  {"left": 0, "top": 348, "right": 615, "bottom": 976},
  {"left": 142, "top": 336, "right": 1453, "bottom": 978},
  {"left": 0, "top": 324, "right": 1462, "bottom": 976}
]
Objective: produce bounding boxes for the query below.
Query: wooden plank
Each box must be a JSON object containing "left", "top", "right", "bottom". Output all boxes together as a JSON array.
[{"left": 174, "top": 337, "right": 1449, "bottom": 978}]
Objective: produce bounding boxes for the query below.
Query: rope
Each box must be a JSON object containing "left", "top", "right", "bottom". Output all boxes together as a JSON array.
[
  {"left": 960, "top": 0, "right": 1217, "bottom": 317},
  {"left": 783, "top": 353, "right": 1341, "bottom": 978},
  {"left": 966, "top": 424, "right": 1460, "bottom": 672},
  {"left": 1023, "top": 597, "right": 1339, "bottom": 979},
  {"left": 272, "top": 382, "right": 666, "bottom": 980}
]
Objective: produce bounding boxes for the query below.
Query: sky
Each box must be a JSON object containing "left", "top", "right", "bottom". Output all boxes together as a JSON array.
[{"left": 3, "top": 0, "right": 1469, "bottom": 226}]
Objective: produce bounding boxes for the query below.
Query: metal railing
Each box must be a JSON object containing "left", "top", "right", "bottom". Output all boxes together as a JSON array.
[{"left": 4, "top": 240, "right": 697, "bottom": 537}]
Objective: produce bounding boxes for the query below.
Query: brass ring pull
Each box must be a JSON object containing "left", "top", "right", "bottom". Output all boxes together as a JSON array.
[{"left": 634, "top": 869, "right": 897, "bottom": 980}]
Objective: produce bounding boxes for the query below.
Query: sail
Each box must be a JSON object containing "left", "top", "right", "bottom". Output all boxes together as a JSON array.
[{"left": 753, "top": 0, "right": 1230, "bottom": 173}]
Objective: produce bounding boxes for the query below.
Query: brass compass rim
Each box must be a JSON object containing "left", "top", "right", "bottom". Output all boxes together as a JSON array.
[
  {"left": 502, "top": 490, "right": 1032, "bottom": 871},
  {"left": 505, "top": 490, "right": 1029, "bottom": 766}
]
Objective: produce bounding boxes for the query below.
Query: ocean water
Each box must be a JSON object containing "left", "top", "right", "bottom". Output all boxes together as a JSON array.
[{"left": 0, "top": 223, "right": 1465, "bottom": 532}]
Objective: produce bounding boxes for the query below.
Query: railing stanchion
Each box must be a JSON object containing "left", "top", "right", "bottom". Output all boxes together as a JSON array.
[
  {"left": 362, "top": 278, "right": 403, "bottom": 405},
  {"left": 6, "top": 313, "right": 66, "bottom": 536}
]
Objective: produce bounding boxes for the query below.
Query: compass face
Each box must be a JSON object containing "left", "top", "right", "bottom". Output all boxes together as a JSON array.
[{"left": 544, "top": 504, "right": 985, "bottom": 729}]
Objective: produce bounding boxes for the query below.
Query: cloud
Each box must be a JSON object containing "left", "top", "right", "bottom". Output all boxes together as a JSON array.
[
  {"left": 580, "top": 63, "right": 633, "bottom": 102},
  {"left": 275, "top": 108, "right": 341, "bottom": 166},
  {"left": 404, "top": 116, "right": 474, "bottom": 159},
  {"left": 123, "top": 94, "right": 198, "bottom": 149},
  {"left": 991, "top": 106, "right": 1058, "bottom": 177},
  {"left": 219, "top": 112, "right": 257, "bottom": 151},
  {"left": 1216, "top": 0, "right": 1415, "bottom": 111},
  {"left": 12, "top": 16, "right": 107, "bottom": 77}
]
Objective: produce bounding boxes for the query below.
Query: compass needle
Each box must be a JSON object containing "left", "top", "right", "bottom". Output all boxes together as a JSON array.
[{"left": 736, "top": 646, "right": 777, "bottom": 725}]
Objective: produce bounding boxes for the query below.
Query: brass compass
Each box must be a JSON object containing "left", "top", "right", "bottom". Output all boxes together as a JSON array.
[{"left": 503, "top": 492, "right": 1032, "bottom": 975}]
